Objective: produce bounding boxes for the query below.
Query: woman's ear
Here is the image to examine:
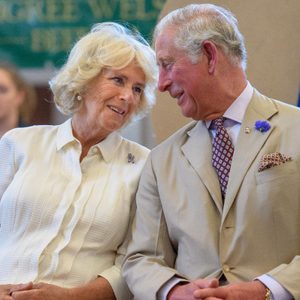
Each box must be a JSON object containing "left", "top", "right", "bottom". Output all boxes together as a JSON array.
[{"left": 202, "top": 40, "right": 218, "bottom": 74}]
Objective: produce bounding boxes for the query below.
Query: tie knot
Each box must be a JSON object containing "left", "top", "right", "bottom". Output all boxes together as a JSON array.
[{"left": 212, "top": 117, "right": 225, "bottom": 128}]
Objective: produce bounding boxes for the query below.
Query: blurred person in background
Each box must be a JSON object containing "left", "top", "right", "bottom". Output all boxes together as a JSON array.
[
  {"left": 0, "top": 62, "right": 37, "bottom": 137},
  {"left": 0, "top": 22, "right": 157, "bottom": 300}
]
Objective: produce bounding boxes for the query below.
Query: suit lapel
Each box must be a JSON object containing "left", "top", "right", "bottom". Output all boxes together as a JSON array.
[
  {"left": 222, "top": 90, "right": 278, "bottom": 219},
  {"left": 181, "top": 121, "right": 223, "bottom": 213}
]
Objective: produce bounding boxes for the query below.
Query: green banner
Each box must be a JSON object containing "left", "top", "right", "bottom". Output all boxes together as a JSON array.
[{"left": 0, "top": 0, "right": 165, "bottom": 68}]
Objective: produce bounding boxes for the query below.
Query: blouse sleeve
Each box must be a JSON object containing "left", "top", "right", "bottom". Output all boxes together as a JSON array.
[
  {"left": 0, "top": 132, "right": 17, "bottom": 201},
  {"left": 98, "top": 196, "right": 136, "bottom": 300}
]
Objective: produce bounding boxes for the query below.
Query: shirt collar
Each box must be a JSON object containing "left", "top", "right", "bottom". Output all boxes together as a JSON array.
[
  {"left": 95, "top": 131, "right": 123, "bottom": 163},
  {"left": 56, "top": 118, "right": 77, "bottom": 150},
  {"left": 205, "top": 81, "right": 253, "bottom": 128},
  {"left": 56, "top": 119, "right": 123, "bottom": 163},
  {"left": 224, "top": 81, "right": 253, "bottom": 123}
]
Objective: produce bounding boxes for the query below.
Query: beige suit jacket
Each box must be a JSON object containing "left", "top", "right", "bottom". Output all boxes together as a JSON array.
[{"left": 123, "top": 90, "right": 300, "bottom": 300}]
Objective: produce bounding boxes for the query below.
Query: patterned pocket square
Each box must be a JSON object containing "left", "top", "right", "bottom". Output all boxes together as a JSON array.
[{"left": 258, "top": 152, "right": 292, "bottom": 172}]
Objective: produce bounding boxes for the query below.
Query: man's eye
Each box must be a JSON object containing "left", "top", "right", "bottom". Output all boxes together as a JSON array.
[{"left": 162, "top": 61, "right": 173, "bottom": 70}]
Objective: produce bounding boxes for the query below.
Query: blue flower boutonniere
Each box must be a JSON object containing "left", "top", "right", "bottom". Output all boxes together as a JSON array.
[{"left": 255, "top": 120, "right": 271, "bottom": 133}]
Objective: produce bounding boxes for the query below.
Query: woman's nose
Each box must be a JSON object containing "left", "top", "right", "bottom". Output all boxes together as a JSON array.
[{"left": 120, "top": 86, "right": 133, "bottom": 101}]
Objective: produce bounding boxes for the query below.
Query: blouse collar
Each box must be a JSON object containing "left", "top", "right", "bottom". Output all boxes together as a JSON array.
[{"left": 56, "top": 118, "right": 123, "bottom": 163}]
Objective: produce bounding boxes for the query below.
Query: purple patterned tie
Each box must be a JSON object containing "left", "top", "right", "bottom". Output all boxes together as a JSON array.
[{"left": 211, "top": 117, "right": 234, "bottom": 199}]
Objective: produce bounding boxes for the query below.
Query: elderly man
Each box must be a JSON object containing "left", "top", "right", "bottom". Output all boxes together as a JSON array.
[{"left": 123, "top": 3, "right": 300, "bottom": 300}]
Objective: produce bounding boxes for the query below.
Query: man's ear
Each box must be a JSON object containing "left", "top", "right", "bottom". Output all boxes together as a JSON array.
[{"left": 202, "top": 40, "right": 218, "bottom": 74}]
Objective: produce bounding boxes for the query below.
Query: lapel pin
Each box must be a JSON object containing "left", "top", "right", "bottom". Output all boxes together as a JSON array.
[{"left": 244, "top": 127, "right": 251, "bottom": 134}]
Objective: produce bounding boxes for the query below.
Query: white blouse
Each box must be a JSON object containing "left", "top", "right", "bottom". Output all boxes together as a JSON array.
[{"left": 0, "top": 119, "right": 149, "bottom": 300}]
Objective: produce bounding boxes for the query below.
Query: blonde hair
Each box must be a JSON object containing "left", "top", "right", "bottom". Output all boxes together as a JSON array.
[{"left": 50, "top": 22, "right": 158, "bottom": 120}]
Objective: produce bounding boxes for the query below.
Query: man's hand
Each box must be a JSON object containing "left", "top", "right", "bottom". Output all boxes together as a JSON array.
[
  {"left": 11, "top": 283, "right": 72, "bottom": 300},
  {"left": 0, "top": 283, "right": 33, "bottom": 300},
  {"left": 193, "top": 280, "right": 267, "bottom": 300},
  {"left": 168, "top": 278, "right": 219, "bottom": 300}
]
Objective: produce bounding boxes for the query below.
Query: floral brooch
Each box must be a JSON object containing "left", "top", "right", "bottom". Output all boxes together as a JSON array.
[
  {"left": 254, "top": 120, "right": 271, "bottom": 133},
  {"left": 127, "top": 153, "right": 135, "bottom": 164}
]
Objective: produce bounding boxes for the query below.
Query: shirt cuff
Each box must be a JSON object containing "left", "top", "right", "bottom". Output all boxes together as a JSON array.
[
  {"left": 256, "top": 274, "right": 293, "bottom": 300},
  {"left": 157, "top": 276, "right": 188, "bottom": 300}
]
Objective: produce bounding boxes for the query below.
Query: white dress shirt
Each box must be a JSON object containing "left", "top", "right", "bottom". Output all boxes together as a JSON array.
[
  {"left": 158, "top": 82, "right": 292, "bottom": 300},
  {"left": 0, "top": 119, "right": 149, "bottom": 300}
]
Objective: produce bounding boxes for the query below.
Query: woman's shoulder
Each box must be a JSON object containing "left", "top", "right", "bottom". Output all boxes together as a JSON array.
[
  {"left": 1, "top": 125, "right": 60, "bottom": 148},
  {"left": 116, "top": 137, "right": 150, "bottom": 166},
  {"left": 120, "top": 137, "right": 150, "bottom": 155},
  {"left": 3, "top": 124, "right": 57, "bottom": 138}
]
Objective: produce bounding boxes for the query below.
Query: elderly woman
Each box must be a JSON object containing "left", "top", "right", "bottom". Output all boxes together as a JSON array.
[{"left": 0, "top": 22, "right": 157, "bottom": 300}]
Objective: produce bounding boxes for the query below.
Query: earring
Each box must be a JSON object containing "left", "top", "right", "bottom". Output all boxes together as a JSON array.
[{"left": 76, "top": 94, "right": 82, "bottom": 101}]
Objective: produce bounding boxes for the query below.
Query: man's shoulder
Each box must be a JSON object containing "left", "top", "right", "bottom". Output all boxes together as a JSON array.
[
  {"left": 253, "top": 89, "right": 300, "bottom": 114},
  {"left": 272, "top": 98, "right": 300, "bottom": 115},
  {"left": 250, "top": 89, "right": 300, "bottom": 126}
]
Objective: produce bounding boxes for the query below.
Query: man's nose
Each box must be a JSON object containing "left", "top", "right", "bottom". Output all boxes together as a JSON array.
[{"left": 157, "top": 71, "right": 171, "bottom": 92}]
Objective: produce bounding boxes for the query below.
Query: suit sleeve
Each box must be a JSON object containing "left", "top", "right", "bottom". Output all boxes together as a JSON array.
[
  {"left": 267, "top": 256, "right": 300, "bottom": 299},
  {"left": 122, "top": 154, "right": 183, "bottom": 300}
]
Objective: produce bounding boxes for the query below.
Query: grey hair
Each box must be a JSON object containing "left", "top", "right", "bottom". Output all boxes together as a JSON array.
[
  {"left": 154, "top": 4, "right": 247, "bottom": 69},
  {"left": 50, "top": 22, "right": 158, "bottom": 121}
]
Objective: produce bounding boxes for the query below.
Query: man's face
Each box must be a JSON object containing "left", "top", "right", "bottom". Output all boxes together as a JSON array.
[{"left": 155, "top": 27, "right": 216, "bottom": 120}]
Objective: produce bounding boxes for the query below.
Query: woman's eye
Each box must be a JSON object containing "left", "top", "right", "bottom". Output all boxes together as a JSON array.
[
  {"left": 112, "top": 77, "right": 123, "bottom": 84},
  {"left": 133, "top": 86, "right": 143, "bottom": 95}
]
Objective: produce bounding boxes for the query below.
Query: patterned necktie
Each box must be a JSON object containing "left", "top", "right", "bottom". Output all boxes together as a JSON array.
[{"left": 211, "top": 117, "right": 234, "bottom": 199}]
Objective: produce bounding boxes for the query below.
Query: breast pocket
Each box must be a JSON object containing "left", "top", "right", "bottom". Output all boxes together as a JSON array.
[{"left": 255, "top": 160, "right": 298, "bottom": 185}]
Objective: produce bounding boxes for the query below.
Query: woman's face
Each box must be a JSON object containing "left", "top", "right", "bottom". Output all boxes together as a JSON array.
[
  {"left": 0, "top": 69, "right": 23, "bottom": 122},
  {"left": 78, "top": 62, "right": 146, "bottom": 135}
]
